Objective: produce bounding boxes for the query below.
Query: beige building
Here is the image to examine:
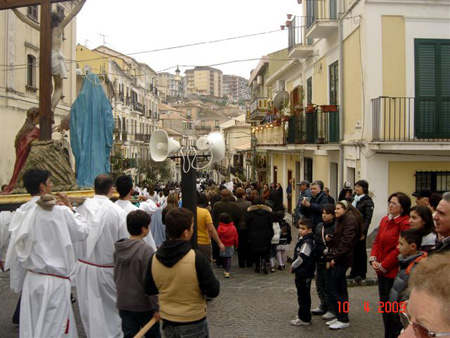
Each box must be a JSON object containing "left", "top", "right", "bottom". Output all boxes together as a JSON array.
[
  {"left": 223, "top": 75, "right": 251, "bottom": 102},
  {"left": 185, "top": 66, "right": 223, "bottom": 98},
  {"left": 0, "top": 3, "right": 80, "bottom": 186},
  {"left": 248, "top": 0, "right": 450, "bottom": 227}
]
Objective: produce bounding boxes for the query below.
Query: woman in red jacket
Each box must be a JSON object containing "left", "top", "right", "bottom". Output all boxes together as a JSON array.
[{"left": 370, "top": 192, "right": 411, "bottom": 338}]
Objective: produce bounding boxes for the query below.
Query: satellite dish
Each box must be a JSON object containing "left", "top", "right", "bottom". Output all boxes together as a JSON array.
[
  {"left": 150, "top": 130, "right": 181, "bottom": 162},
  {"left": 273, "top": 91, "right": 290, "bottom": 111},
  {"left": 196, "top": 132, "right": 225, "bottom": 163}
]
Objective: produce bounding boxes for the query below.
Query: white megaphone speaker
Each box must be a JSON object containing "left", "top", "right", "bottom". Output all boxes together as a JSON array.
[
  {"left": 196, "top": 132, "right": 225, "bottom": 163},
  {"left": 150, "top": 130, "right": 181, "bottom": 162}
]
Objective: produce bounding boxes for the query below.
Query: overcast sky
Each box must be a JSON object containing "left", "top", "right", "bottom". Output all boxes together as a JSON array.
[{"left": 76, "top": 0, "right": 302, "bottom": 79}]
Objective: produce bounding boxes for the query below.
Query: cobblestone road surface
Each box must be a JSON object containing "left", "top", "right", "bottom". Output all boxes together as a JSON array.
[{"left": 0, "top": 224, "right": 384, "bottom": 338}]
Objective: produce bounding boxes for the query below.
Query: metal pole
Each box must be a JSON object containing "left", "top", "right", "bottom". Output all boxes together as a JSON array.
[{"left": 181, "top": 156, "right": 198, "bottom": 248}]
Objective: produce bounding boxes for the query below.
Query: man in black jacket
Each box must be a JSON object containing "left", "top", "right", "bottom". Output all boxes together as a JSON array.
[
  {"left": 299, "top": 181, "right": 329, "bottom": 229},
  {"left": 348, "top": 180, "right": 374, "bottom": 281}
]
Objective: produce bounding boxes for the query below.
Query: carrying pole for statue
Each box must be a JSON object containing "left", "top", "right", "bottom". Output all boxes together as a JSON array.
[{"left": 133, "top": 317, "right": 156, "bottom": 338}]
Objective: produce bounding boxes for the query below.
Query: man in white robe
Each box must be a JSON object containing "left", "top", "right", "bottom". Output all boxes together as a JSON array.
[
  {"left": 75, "top": 174, "right": 128, "bottom": 338},
  {"left": 5, "top": 169, "right": 89, "bottom": 338},
  {"left": 0, "top": 210, "right": 13, "bottom": 271},
  {"left": 114, "top": 176, "right": 156, "bottom": 251}
]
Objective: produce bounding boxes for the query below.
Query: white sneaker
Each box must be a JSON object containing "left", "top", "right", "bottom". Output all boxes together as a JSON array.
[
  {"left": 326, "top": 318, "right": 338, "bottom": 326},
  {"left": 311, "top": 306, "right": 326, "bottom": 315},
  {"left": 290, "top": 318, "right": 311, "bottom": 326},
  {"left": 329, "top": 321, "right": 350, "bottom": 330},
  {"left": 322, "top": 311, "right": 336, "bottom": 320}
]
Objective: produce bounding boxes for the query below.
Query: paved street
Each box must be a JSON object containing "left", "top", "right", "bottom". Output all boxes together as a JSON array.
[{"left": 0, "top": 224, "right": 384, "bottom": 338}]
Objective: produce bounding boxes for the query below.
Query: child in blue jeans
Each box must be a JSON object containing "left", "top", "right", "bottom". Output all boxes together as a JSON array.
[{"left": 217, "top": 213, "right": 239, "bottom": 278}]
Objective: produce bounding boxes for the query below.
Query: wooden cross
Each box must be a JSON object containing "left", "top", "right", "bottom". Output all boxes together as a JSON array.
[{"left": 0, "top": 0, "right": 73, "bottom": 140}]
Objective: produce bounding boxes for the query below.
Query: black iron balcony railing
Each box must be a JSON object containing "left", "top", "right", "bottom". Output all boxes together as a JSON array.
[
  {"left": 122, "top": 131, "right": 128, "bottom": 141},
  {"left": 372, "top": 96, "right": 450, "bottom": 142},
  {"left": 305, "top": 0, "right": 338, "bottom": 30},
  {"left": 288, "top": 16, "right": 313, "bottom": 51},
  {"left": 195, "top": 125, "right": 212, "bottom": 131},
  {"left": 287, "top": 108, "right": 339, "bottom": 144},
  {"left": 135, "top": 133, "right": 151, "bottom": 142},
  {"left": 132, "top": 102, "right": 144, "bottom": 113}
]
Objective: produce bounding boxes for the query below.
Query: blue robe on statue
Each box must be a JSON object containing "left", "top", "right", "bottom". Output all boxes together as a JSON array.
[{"left": 70, "top": 73, "right": 114, "bottom": 187}]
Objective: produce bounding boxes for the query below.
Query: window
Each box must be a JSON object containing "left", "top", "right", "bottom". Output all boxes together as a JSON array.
[
  {"left": 415, "top": 171, "right": 450, "bottom": 194},
  {"left": 27, "top": 6, "right": 38, "bottom": 21},
  {"left": 329, "top": 61, "right": 339, "bottom": 105},
  {"left": 415, "top": 39, "right": 450, "bottom": 138},
  {"left": 215, "top": 120, "right": 219, "bottom": 128},
  {"left": 304, "top": 157, "right": 313, "bottom": 183},
  {"left": 27, "top": 54, "right": 36, "bottom": 88},
  {"left": 187, "top": 109, "right": 191, "bottom": 119},
  {"left": 307, "top": 77, "right": 313, "bottom": 104}
]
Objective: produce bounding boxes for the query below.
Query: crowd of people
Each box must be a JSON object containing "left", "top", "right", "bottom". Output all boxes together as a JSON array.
[{"left": 1, "top": 170, "right": 450, "bottom": 337}]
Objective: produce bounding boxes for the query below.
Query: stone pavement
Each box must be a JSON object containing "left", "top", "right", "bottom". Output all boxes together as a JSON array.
[{"left": 0, "top": 224, "right": 384, "bottom": 337}]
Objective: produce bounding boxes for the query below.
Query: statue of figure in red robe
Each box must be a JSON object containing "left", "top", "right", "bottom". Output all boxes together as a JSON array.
[{"left": 2, "top": 107, "right": 40, "bottom": 193}]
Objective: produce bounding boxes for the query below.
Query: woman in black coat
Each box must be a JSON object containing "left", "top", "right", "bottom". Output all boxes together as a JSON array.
[
  {"left": 246, "top": 197, "right": 274, "bottom": 274},
  {"left": 325, "top": 200, "right": 362, "bottom": 330}
]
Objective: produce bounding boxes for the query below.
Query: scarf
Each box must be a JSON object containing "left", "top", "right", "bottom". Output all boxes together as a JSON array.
[{"left": 352, "top": 194, "right": 365, "bottom": 207}]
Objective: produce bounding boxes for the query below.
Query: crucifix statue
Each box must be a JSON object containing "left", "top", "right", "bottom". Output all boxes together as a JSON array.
[
  {"left": 0, "top": 0, "right": 86, "bottom": 140},
  {"left": 0, "top": 0, "right": 84, "bottom": 193}
]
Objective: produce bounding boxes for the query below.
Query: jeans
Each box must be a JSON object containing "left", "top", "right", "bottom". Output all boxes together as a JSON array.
[
  {"left": 162, "top": 318, "right": 209, "bottom": 338},
  {"left": 119, "top": 309, "right": 161, "bottom": 338},
  {"left": 295, "top": 276, "right": 312, "bottom": 323},
  {"left": 315, "top": 262, "right": 335, "bottom": 313},
  {"left": 328, "top": 264, "right": 350, "bottom": 322}
]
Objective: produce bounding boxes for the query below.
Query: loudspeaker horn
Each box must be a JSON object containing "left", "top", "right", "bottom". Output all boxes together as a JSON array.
[
  {"left": 196, "top": 132, "right": 225, "bottom": 163},
  {"left": 150, "top": 130, "right": 181, "bottom": 162}
]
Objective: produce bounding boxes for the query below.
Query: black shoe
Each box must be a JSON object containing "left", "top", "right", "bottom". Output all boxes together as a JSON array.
[
  {"left": 255, "top": 267, "right": 261, "bottom": 273},
  {"left": 262, "top": 266, "right": 268, "bottom": 274},
  {"left": 346, "top": 274, "right": 355, "bottom": 280}
]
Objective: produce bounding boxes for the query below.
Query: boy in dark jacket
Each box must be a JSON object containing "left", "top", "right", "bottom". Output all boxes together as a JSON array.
[
  {"left": 114, "top": 210, "right": 160, "bottom": 338},
  {"left": 388, "top": 228, "right": 427, "bottom": 337},
  {"left": 311, "top": 205, "right": 336, "bottom": 319},
  {"left": 290, "top": 219, "right": 316, "bottom": 326}
]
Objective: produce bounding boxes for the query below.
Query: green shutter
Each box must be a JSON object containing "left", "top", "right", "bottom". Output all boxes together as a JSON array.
[{"left": 415, "top": 39, "right": 450, "bottom": 138}]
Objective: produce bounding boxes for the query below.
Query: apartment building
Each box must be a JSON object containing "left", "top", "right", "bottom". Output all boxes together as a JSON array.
[
  {"left": 185, "top": 66, "right": 223, "bottom": 98},
  {"left": 223, "top": 75, "right": 251, "bottom": 102},
  {"left": 249, "top": 0, "right": 450, "bottom": 227},
  {"left": 0, "top": 3, "right": 80, "bottom": 185}
]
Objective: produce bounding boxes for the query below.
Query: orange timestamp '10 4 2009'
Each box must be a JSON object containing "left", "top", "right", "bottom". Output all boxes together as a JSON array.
[{"left": 337, "top": 301, "right": 407, "bottom": 313}]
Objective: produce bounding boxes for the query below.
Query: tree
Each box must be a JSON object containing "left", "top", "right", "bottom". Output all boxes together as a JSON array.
[{"left": 139, "top": 158, "right": 171, "bottom": 184}]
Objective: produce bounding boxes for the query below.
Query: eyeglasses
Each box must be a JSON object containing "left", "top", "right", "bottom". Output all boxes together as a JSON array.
[
  {"left": 388, "top": 202, "right": 401, "bottom": 207},
  {"left": 400, "top": 311, "right": 450, "bottom": 337}
]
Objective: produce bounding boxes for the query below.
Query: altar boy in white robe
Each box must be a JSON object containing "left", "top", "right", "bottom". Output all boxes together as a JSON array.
[
  {"left": 115, "top": 175, "right": 156, "bottom": 251},
  {"left": 75, "top": 174, "right": 128, "bottom": 338},
  {"left": 5, "top": 168, "right": 89, "bottom": 338}
]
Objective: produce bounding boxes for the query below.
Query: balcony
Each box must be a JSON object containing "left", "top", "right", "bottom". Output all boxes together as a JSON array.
[
  {"left": 135, "top": 133, "right": 151, "bottom": 142},
  {"left": 195, "top": 125, "right": 212, "bottom": 131},
  {"left": 288, "top": 16, "right": 315, "bottom": 59},
  {"left": 286, "top": 108, "right": 339, "bottom": 144},
  {"left": 255, "top": 124, "right": 285, "bottom": 146},
  {"left": 132, "top": 102, "right": 144, "bottom": 114},
  {"left": 372, "top": 96, "right": 450, "bottom": 142},
  {"left": 305, "top": 0, "right": 338, "bottom": 40},
  {"left": 247, "top": 97, "right": 270, "bottom": 122}
]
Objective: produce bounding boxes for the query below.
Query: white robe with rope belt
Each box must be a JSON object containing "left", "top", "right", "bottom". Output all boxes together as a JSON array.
[
  {"left": 5, "top": 196, "right": 89, "bottom": 338},
  {"left": 75, "top": 195, "right": 128, "bottom": 338}
]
